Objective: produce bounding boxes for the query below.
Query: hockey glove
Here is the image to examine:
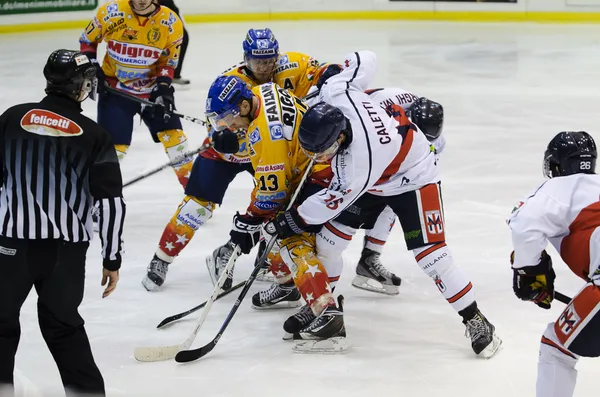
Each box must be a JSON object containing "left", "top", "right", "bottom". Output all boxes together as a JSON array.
[
  {"left": 148, "top": 83, "right": 175, "bottom": 122},
  {"left": 212, "top": 129, "right": 240, "bottom": 154},
  {"left": 317, "top": 64, "right": 343, "bottom": 90},
  {"left": 83, "top": 53, "right": 106, "bottom": 99},
  {"left": 265, "top": 207, "right": 321, "bottom": 240},
  {"left": 511, "top": 250, "right": 555, "bottom": 309},
  {"left": 229, "top": 212, "right": 263, "bottom": 254}
]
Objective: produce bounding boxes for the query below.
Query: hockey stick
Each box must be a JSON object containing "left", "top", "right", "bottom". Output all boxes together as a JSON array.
[
  {"left": 156, "top": 266, "right": 271, "bottom": 329},
  {"left": 175, "top": 159, "right": 315, "bottom": 363},
  {"left": 555, "top": 291, "right": 572, "bottom": 305},
  {"left": 123, "top": 142, "right": 212, "bottom": 188},
  {"left": 104, "top": 85, "right": 207, "bottom": 126},
  {"left": 133, "top": 247, "right": 242, "bottom": 362}
]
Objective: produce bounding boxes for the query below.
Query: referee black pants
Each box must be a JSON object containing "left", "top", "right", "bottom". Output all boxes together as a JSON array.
[{"left": 0, "top": 237, "right": 105, "bottom": 396}]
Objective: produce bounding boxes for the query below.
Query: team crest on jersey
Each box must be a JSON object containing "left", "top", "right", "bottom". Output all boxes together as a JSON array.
[
  {"left": 249, "top": 128, "right": 261, "bottom": 145},
  {"left": 20, "top": 109, "right": 83, "bottom": 137},
  {"left": 270, "top": 125, "right": 283, "bottom": 141},
  {"left": 557, "top": 303, "right": 580, "bottom": 336},
  {"left": 426, "top": 210, "right": 443, "bottom": 235},
  {"left": 147, "top": 28, "right": 161, "bottom": 44},
  {"left": 277, "top": 55, "right": 289, "bottom": 66}
]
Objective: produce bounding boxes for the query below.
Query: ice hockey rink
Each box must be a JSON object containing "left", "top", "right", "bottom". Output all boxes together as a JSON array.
[{"left": 1, "top": 19, "right": 599, "bottom": 396}]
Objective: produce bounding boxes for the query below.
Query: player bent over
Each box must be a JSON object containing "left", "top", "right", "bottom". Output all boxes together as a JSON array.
[
  {"left": 266, "top": 51, "right": 501, "bottom": 356},
  {"left": 508, "top": 131, "right": 598, "bottom": 397}
]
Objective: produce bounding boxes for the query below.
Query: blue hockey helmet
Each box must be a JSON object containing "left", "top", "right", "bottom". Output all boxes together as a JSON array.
[
  {"left": 205, "top": 75, "right": 253, "bottom": 131},
  {"left": 299, "top": 102, "right": 349, "bottom": 163},
  {"left": 243, "top": 28, "right": 279, "bottom": 82}
]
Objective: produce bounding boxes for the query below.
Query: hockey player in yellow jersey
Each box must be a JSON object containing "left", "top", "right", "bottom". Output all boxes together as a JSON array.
[
  {"left": 79, "top": 0, "right": 193, "bottom": 189},
  {"left": 206, "top": 76, "right": 344, "bottom": 341},
  {"left": 142, "top": 28, "right": 336, "bottom": 291}
]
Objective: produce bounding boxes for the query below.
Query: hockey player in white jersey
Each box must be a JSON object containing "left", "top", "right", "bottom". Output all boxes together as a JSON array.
[
  {"left": 350, "top": 88, "right": 445, "bottom": 294},
  {"left": 267, "top": 50, "right": 501, "bottom": 356},
  {"left": 507, "top": 131, "right": 599, "bottom": 397}
]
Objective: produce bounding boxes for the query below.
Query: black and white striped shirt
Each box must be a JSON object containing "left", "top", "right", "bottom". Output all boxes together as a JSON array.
[{"left": 0, "top": 95, "right": 126, "bottom": 270}]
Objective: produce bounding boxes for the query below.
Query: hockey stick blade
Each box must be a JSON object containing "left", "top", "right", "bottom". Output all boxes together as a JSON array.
[
  {"left": 174, "top": 248, "right": 271, "bottom": 363},
  {"left": 175, "top": 161, "right": 315, "bottom": 363},
  {"left": 156, "top": 280, "right": 245, "bottom": 329},
  {"left": 135, "top": 248, "right": 241, "bottom": 362}
]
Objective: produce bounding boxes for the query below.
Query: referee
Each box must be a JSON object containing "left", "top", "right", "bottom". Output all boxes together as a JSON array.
[{"left": 0, "top": 50, "right": 126, "bottom": 396}]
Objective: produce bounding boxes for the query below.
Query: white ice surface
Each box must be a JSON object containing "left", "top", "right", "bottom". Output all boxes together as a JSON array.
[{"left": 1, "top": 20, "right": 599, "bottom": 397}]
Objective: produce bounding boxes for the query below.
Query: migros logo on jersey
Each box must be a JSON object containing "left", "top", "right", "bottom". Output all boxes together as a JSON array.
[
  {"left": 107, "top": 41, "right": 161, "bottom": 66},
  {"left": 20, "top": 109, "right": 83, "bottom": 137}
]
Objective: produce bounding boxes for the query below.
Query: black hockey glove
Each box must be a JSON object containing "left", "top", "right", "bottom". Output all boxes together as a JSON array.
[
  {"left": 265, "top": 207, "right": 321, "bottom": 240},
  {"left": 148, "top": 83, "right": 175, "bottom": 122},
  {"left": 229, "top": 212, "right": 263, "bottom": 254},
  {"left": 83, "top": 52, "right": 106, "bottom": 99},
  {"left": 511, "top": 250, "right": 555, "bottom": 309},
  {"left": 212, "top": 129, "right": 240, "bottom": 154},
  {"left": 316, "top": 64, "right": 343, "bottom": 90}
]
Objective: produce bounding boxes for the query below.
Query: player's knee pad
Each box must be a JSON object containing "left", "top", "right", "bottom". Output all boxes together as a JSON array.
[
  {"left": 552, "top": 283, "right": 600, "bottom": 357},
  {"left": 538, "top": 323, "right": 579, "bottom": 397},
  {"left": 541, "top": 322, "right": 580, "bottom": 362},
  {"left": 157, "top": 196, "right": 215, "bottom": 260},
  {"left": 414, "top": 242, "right": 475, "bottom": 311},
  {"left": 114, "top": 144, "right": 129, "bottom": 161},
  {"left": 364, "top": 206, "right": 396, "bottom": 253},
  {"left": 280, "top": 233, "right": 333, "bottom": 313},
  {"left": 316, "top": 221, "right": 356, "bottom": 288}
]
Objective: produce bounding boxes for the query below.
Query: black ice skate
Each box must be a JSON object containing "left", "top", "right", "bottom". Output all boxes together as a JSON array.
[
  {"left": 293, "top": 295, "right": 348, "bottom": 354},
  {"left": 464, "top": 309, "right": 502, "bottom": 358},
  {"left": 172, "top": 77, "right": 191, "bottom": 85},
  {"left": 251, "top": 281, "right": 301, "bottom": 310},
  {"left": 142, "top": 255, "right": 170, "bottom": 292},
  {"left": 351, "top": 248, "right": 401, "bottom": 295},
  {"left": 205, "top": 241, "right": 236, "bottom": 291},
  {"left": 283, "top": 304, "right": 316, "bottom": 340}
]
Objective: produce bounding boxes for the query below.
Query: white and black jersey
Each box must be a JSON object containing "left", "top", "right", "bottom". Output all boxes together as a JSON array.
[{"left": 0, "top": 95, "right": 126, "bottom": 270}]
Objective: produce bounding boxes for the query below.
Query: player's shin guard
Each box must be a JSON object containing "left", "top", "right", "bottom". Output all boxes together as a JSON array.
[
  {"left": 316, "top": 222, "right": 352, "bottom": 291},
  {"left": 156, "top": 196, "right": 214, "bottom": 262},
  {"left": 538, "top": 323, "right": 578, "bottom": 397},
  {"left": 363, "top": 205, "right": 396, "bottom": 253},
  {"left": 281, "top": 234, "right": 335, "bottom": 316},
  {"left": 114, "top": 144, "right": 129, "bottom": 161},
  {"left": 267, "top": 249, "right": 293, "bottom": 284},
  {"left": 156, "top": 129, "right": 193, "bottom": 188},
  {"left": 414, "top": 243, "right": 475, "bottom": 312}
]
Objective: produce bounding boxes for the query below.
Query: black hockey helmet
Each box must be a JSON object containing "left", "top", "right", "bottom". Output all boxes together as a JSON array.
[
  {"left": 299, "top": 102, "right": 350, "bottom": 163},
  {"left": 406, "top": 97, "right": 444, "bottom": 140},
  {"left": 44, "top": 49, "right": 97, "bottom": 102},
  {"left": 543, "top": 131, "right": 597, "bottom": 178}
]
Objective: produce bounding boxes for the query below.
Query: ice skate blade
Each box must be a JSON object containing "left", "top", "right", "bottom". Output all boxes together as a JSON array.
[
  {"left": 351, "top": 275, "right": 399, "bottom": 296},
  {"left": 251, "top": 300, "right": 302, "bottom": 310},
  {"left": 293, "top": 337, "right": 348, "bottom": 354},
  {"left": 141, "top": 277, "right": 162, "bottom": 292},
  {"left": 477, "top": 334, "right": 502, "bottom": 359},
  {"left": 205, "top": 255, "right": 218, "bottom": 286},
  {"left": 283, "top": 332, "right": 293, "bottom": 341}
]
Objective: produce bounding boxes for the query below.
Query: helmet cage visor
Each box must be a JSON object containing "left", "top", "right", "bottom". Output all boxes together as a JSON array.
[
  {"left": 302, "top": 138, "right": 341, "bottom": 163},
  {"left": 206, "top": 107, "right": 240, "bottom": 132}
]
